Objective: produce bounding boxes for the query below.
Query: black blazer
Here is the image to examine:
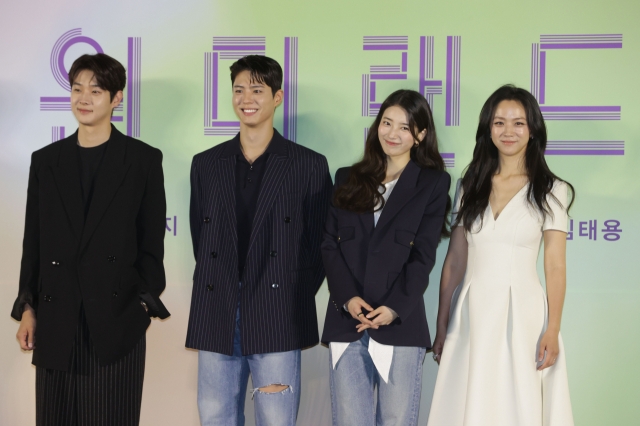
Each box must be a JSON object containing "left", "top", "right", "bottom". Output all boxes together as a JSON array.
[
  {"left": 321, "top": 161, "right": 450, "bottom": 348},
  {"left": 186, "top": 130, "right": 332, "bottom": 356},
  {"left": 11, "top": 126, "right": 169, "bottom": 371}
]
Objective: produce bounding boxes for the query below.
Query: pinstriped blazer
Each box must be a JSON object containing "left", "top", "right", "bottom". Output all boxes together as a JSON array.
[{"left": 186, "top": 130, "right": 332, "bottom": 355}]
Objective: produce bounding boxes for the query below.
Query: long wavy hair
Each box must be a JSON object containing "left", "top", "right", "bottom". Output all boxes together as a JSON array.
[
  {"left": 455, "top": 85, "right": 575, "bottom": 232},
  {"left": 334, "top": 89, "right": 450, "bottom": 238}
]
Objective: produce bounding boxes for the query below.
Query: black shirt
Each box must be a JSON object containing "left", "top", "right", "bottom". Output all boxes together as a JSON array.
[
  {"left": 232, "top": 133, "right": 282, "bottom": 279},
  {"left": 78, "top": 138, "right": 109, "bottom": 215}
]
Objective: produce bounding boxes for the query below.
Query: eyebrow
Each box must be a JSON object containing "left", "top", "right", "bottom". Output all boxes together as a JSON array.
[
  {"left": 233, "top": 84, "right": 265, "bottom": 88},
  {"left": 493, "top": 116, "right": 526, "bottom": 120},
  {"left": 72, "top": 82, "right": 101, "bottom": 87},
  {"left": 382, "top": 116, "right": 409, "bottom": 126}
]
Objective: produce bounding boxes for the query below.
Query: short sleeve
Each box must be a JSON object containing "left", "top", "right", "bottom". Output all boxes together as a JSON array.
[
  {"left": 543, "top": 180, "right": 569, "bottom": 232},
  {"left": 451, "top": 178, "right": 463, "bottom": 226}
]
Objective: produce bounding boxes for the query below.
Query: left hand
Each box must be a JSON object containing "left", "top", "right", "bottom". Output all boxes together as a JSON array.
[
  {"left": 355, "top": 306, "right": 398, "bottom": 332},
  {"left": 537, "top": 329, "right": 560, "bottom": 371}
]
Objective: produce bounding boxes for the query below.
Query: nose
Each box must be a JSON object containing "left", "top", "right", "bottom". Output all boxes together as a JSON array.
[{"left": 78, "top": 90, "right": 91, "bottom": 104}]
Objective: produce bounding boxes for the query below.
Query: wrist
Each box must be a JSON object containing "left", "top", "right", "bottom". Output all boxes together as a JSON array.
[{"left": 545, "top": 325, "right": 560, "bottom": 334}]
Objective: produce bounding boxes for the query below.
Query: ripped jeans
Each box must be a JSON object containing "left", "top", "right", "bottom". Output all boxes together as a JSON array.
[{"left": 197, "top": 306, "right": 301, "bottom": 426}]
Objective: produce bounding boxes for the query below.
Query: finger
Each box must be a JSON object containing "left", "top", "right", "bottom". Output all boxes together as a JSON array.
[
  {"left": 365, "top": 307, "right": 383, "bottom": 319},
  {"left": 356, "top": 324, "right": 371, "bottom": 332},
  {"left": 537, "top": 345, "right": 545, "bottom": 362},
  {"left": 360, "top": 300, "right": 374, "bottom": 312},
  {"left": 371, "top": 314, "right": 391, "bottom": 327},
  {"left": 27, "top": 327, "right": 35, "bottom": 349},
  {"left": 355, "top": 311, "right": 375, "bottom": 326},
  {"left": 17, "top": 331, "right": 28, "bottom": 350}
]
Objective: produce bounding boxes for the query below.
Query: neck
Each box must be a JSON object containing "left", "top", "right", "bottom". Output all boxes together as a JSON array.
[
  {"left": 78, "top": 122, "right": 112, "bottom": 147},
  {"left": 497, "top": 153, "right": 526, "bottom": 177},
  {"left": 385, "top": 154, "right": 411, "bottom": 182},
  {"left": 239, "top": 123, "right": 274, "bottom": 163}
]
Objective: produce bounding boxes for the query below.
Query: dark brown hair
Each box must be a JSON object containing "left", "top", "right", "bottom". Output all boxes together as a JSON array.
[
  {"left": 334, "top": 89, "right": 450, "bottom": 238},
  {"left": 456, "top": 84, "right": 575, "bottom": 232},
  {"left": 68, "top": 53, "right": 126, "bottom": 101},
  {"left": 230, "top": 55, "right": 282, "bottom": 95}
]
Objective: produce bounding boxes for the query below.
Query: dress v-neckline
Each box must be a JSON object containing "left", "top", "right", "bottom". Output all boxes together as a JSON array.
[{"left": 489, "top": 184, "right": 528, "bottom": 222}]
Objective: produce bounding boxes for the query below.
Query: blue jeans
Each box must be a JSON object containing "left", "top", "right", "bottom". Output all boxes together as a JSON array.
[
  {"left": 197, "top": 307, "right": 301, "bottom": 426},
  {"left": 329, "top": 332, "right": 426, "bottom": 426}
]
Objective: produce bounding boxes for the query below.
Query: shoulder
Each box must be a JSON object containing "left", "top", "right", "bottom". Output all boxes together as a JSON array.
[
  {"left": 286, "top": 139, "right": 327, "bottom": 164},
  {"left": 418, "top": 167, "right": 451, "bottom": 190},
  {"left": 334, "top": 167, "right": 352, "bottom": 185},
  {"left": 192, "top": 139, "right": 232, "bottom": 165},
  {"left": 123, "top": 135, "right": 163, "bottom": 161}
]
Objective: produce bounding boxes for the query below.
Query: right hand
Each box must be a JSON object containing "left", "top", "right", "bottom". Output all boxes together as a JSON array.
[
  {"left": 346, "top": 297, "right": 375, "bottom": 330},
  {"left": 16, "top": 304, "right": 36, "bottom": 351},
  {"left": 431, "top": 333, "right": 445, "bottom": 364}
]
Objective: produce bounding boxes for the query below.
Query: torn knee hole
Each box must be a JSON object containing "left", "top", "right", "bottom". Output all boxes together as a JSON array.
[{"left": 251, "top": 383, "right": 291, "bottom": 398}]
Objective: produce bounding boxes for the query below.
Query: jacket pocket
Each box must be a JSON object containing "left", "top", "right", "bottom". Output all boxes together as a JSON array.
[
  {"left": 394, "top": 229, "right": 416, "bottom": 248},
  {"left": 337, "top": 226, "right": 355, "bottom": 243}
]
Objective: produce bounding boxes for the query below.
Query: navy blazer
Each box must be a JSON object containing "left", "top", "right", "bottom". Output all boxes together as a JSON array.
[
  {"left": 12, "top": 126, "right": 169, "bottom": 371},
  {"left": 321, "top": 161, "right": 450, "bottom": 348},
  {"left": 186, "top": 130, "right": 332, "bottom": 356}
]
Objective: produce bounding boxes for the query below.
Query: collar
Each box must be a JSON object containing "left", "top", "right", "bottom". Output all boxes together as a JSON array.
[{"left": 222, "top": 128, "right": 288, "bottom": 158}]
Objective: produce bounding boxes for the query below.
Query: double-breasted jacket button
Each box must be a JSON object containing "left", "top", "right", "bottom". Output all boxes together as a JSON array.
[
  {"left": 270, "top": 250, "right": 277, "bottom": 257},
  {"left": 284, "top": 217, "right": 291, "bottom": 223},
  {"left": 107, "top": 255, "right": 117, "bottom": 262},
  {"left": 337, "top": 236, "right": 341, "bottom": 242},
  {"left": 211, "top": 252, "right": 218, "bottom": 258},
  {"left": 112, "top": 292, "right": 118, "bottom": 297},
  {"left": 271, "top": 283, "right": 279, "bottom": 289},
  {"left": 43, "top": 295, "right": 52, "bottom": 302},
  {"left": 204, "top": 217, "right": 211, "bottom": 223},
  {"left": 52, "top": 261, "right": 61, "bottom": 266},
  {"left": 206, "top": 285, "right": 213, "bottom": 291},
  {"left": 409, "top": 241, "right": 414, "bottom": 247}
]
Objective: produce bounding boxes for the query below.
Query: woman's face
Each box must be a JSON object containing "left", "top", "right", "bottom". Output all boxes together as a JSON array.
[
  {"left": 378, "top": 105, "right": 426, "bottom": 162},
  {"left": 490, "top": 100, "right": 530, "bottom": 160}
]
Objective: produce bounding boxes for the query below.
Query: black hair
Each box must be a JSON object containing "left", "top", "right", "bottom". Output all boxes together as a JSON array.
[
  {"left": 68, "top": 53, "right": 126, "bottom": 101},
  {"left": 334, "top": 89, "right": 451, "bottom": 239},
  {"left": 456, "top": 84, "right": 575, "bottom": 232},
  {"left": 229, "top": 55, "right": 282, "bottom": 96}
]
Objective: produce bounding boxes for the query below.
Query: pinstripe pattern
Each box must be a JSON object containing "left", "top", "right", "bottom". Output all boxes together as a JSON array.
[
  {"left": 187, "top": 130, "right": 332, "bottom": 356},
  {"left": 35, "top": 308, "right": 145, "bottom": 426}
]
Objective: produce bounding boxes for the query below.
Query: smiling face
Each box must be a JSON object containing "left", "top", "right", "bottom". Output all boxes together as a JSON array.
[
  {"left": 70, "top": 69, "right": 122, "bottom": 129},
  {"left": 491, "top": 100, "right": 531, "bottom": 160},
  {"left": 232, "top": 70, "right": 283, "bottom": 129},
  {"left": 377, "top": 105, "right": 426, "bottom": 162}
]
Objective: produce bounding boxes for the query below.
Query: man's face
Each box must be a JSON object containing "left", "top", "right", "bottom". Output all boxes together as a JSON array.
[
  {"left": 232, "top": 70, "right": 283, "bottom": 128},
  {"left": 70, "top": 70, "right": 122, "bottom": 128}
]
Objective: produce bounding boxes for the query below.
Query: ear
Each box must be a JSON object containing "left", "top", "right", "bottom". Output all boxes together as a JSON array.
[
  {"left": 111, "top": 90, "right": 124, "bottom": 109},
  {"left": 273, "top": 89, "right": 284, "bottom": 108},
  {"left": 417, "top": 128, "right": 427, "bottom": 142}
]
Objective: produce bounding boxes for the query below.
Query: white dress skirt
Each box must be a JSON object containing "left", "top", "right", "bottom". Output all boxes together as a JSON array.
[{"left": 427, "top": 181, "right": 574, "bottom": 426}]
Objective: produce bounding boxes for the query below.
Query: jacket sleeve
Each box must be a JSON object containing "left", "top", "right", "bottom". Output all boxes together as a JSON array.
[
  {"left": 321, "top": 168, "right": 361, "bottom": 309},
  {"left": 304, "top": 155, "right": 333, "bottom": 293},
  {"left": 189, "top": 155, "right": 202, "bottom": 261},
  {"left": 382, "top": 171, "right": 451, "bottom": 321},
  {"left": 11, "top": 153, "right": 41, "bottom": 321},
  {"left": 135, "top": 149, "right": 170, "bottom": 319}
]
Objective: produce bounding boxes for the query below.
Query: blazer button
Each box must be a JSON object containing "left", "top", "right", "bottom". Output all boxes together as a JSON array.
[
  {"left": 107, "top": 255, "right": 117, "bottom": 262},
  {"left": 206, "top": 285, "right": 213, "bottom": 291},
  {"left": 284, "top": 217, "right": 291, "bottom": 223},
  {"left": 270, "top": 250, "right": 277, "bottom": 257},
  {"left": 211, "top": 252, "right": 218, "bottom": 258},
  {"left": 409, "top": 241, "right": 414, "bottom": 247},
  {"left": 204, "top": 217, "right": 211, "bottom": 223},
  {"left": 52, "top": 261, "right": 61, "bottom": 266},
  {"left": 337, "top": 236, "right": 341, "bottom": 242},
  {"left": 271, "top": 283, "right": 279, "bottom": 289},
  {"left": 112, "top": 292, "right": 118, "bottom": 297},
  {"left": 44, "top": 295, "right": 52, "bottom": 302}
]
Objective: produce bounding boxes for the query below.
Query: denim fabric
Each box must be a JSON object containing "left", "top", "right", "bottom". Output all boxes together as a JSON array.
[
  {"left": 198, "top": 307, "right": 301, "bottom": 426},
  {"left": 329, "top": 332, "right": 426, "bottom": 426}
]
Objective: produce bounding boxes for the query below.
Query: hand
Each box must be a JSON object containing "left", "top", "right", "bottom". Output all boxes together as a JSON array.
[
  {"left": 16, "top": 304, "right": 36, "bottom": 351},
  {"left": 346, "top": 297, "right": 375, "bottom": 330},
  {"left": 431, "top": 333, "right": 445, "bottom": 365},
  {"left": 355, "top": 306, "right": 398, "bottom": 332},
  {"left": 537, "top": 329, "right": 560, "bottom": 371}
]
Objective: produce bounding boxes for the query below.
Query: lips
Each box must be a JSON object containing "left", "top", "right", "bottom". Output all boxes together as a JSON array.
[
  {"left": 242, "top": 108, "right": 257, "bottom": 116},
  {"left": 384, "top": 139, "right": 401, "bottom": 146}
]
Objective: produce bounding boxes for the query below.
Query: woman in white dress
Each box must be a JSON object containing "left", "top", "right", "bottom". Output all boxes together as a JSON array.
[{"left": 427, "top": 85, "right": 575, "bottom": 426}]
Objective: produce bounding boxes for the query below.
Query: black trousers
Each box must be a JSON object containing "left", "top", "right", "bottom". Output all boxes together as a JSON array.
[{"left": 35, "top": 308, "right": 146, "bottom": 426}]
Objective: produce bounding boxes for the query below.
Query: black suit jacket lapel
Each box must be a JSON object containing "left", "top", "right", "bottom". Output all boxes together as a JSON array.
[
  {"left": 247, "top": 144, "right": 291, "bottom": 256},
  {"left": 374, "top": 160, "right": 421, "bottom": 231},
  {"left": 51, "top": 134, "right": 85, "bottom": 240},
  {"left": 80, "top": 128, "right": 130, "bottom": 251}
]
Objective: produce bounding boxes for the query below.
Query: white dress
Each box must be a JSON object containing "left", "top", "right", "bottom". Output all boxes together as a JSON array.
[{"left": 427, "top": 181, "right": 574, "bottom": 426}]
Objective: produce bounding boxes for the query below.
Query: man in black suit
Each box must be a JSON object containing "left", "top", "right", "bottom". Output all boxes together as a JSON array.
[
  {"left": 187, "top": 55, "right": 332, "bottom": 425},
  {"left": 12, "top": 53, "right": 169, "bottom": 426}
]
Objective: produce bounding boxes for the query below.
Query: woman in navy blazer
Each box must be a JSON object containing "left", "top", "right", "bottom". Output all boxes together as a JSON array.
[{"left": 321, "top": 90, "right": 451, "bottom": 426}]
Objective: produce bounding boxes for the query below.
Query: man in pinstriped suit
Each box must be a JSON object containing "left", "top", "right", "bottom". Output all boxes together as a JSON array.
[{"left": 186, "top": 55, "right": 332, "bottom": 425}]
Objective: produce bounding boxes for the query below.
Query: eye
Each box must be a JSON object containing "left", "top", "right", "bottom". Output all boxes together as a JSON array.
[
  {"left": 401, "top": 126, "right": 410, "bottom": 131},
  {"left": 493, "top": 121, "right": 503, "bottom": 126},
  {"left": 254, "top": 89, "right": 262, "bottom": 93},
  {"left": 234, "top": 89, "right": 242, "bottom": 93},
  {"left": 516, "top": 121, "right": 526, "bottom": 126}
]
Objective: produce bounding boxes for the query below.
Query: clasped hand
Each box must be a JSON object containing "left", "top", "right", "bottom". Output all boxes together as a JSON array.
[{"left": 346, "top": 297, "right": 397, "bottom": 332}]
